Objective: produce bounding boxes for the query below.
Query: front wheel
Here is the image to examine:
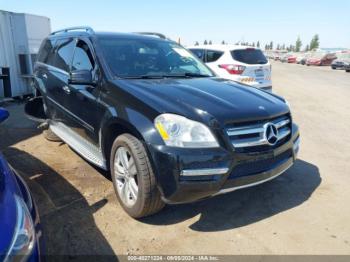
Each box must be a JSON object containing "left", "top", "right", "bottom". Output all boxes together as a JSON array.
[{"left": 110, "top": 134, "right": 164, "bottom": 218}]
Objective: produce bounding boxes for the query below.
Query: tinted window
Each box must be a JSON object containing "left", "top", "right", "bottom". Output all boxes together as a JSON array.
[
  {"left": 231, "top": 49, "right": 268, "bottom": 64},
  {"left": 98, "top": 38, "right": 213, "bottom": 78},
  {"left": 37, "top": 39, "right": 55, "bottom": 63},
  {"left": 52, "top": 39, "right": 75, "bottom": 71},
  {"left": 189, "top": 49, "right": 205, "bottom": 61},
  {"left": 71, "top": 40, "right": 94, "bottom": 71},
  {"left": 206, "top": 50, "right": 224, "bottom": 63}
]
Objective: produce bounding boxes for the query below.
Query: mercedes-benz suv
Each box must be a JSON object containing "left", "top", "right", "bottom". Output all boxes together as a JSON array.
[{"left": 29, "top": 27, "right": 300, "bottom": 218}]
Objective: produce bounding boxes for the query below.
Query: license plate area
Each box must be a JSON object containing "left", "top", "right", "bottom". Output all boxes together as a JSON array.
[{"left": 255, "top": 69, "right": 264, "bottom": 78}]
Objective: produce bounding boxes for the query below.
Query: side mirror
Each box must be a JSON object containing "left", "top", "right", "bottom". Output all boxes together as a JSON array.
[
  {"left": 0, "top": 108, "right": 9, "bottom": 123},
  {"left": 69, "top": 70, "right": 94, "bottom": 85}
]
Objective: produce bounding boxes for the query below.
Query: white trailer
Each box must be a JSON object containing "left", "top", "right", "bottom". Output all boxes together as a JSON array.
[{"left": 0, "top": 10, "right": 51, "bottom": 98}]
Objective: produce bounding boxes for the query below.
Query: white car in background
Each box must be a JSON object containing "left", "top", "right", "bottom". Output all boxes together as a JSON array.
[{"left": 188, "top": 45, "right": 272, "bottom": 91}]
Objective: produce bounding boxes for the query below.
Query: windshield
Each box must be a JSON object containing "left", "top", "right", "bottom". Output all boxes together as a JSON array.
[{"left": 97, "top": 37, "right": 214, "bottom": 78}]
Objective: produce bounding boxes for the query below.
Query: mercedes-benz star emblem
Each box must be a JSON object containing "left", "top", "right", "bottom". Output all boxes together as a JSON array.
[{"left": 264, "top": 123, "right": 279, "bottom": 145}]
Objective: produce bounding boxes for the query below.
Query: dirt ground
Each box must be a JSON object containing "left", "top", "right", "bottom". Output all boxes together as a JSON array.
[{"left": 0, "top": 62, "right": 350, "bottom": 257}]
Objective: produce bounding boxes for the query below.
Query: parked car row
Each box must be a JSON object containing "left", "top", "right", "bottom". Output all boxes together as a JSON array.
[{"left": 267, "top": 50, "right": 350, "bottom": 72}]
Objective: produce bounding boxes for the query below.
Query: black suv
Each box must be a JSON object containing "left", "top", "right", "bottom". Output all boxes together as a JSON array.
[{"left": 30, "top": 27, "right": 300, "bottom": 218}]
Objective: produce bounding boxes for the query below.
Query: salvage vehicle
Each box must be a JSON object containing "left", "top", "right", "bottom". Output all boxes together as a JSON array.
[
  {"left": 188, "top": 45, "right": 272, "bottom": 91},
  {"left": 280, "top": 53, "right": 297, "bottom": 63},
  {"left": 306, "top": 51, "right": 337, "bottom": 66},
  {"left": 28, "top": 27, "right": 300, "bottom": 218},
  {"left": 0, "top": 108, "right": 43, "bottom": 261},
  {"left": 345, "top": 63, "right": 350, "bottom": 72},
  {"left": 331, "top": 51, "right": 350, "bottom": 70}
]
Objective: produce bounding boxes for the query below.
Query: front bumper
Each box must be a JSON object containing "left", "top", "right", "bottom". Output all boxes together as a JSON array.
[{"left": 148, "top": 124, "right": 300, "bottom": 204}]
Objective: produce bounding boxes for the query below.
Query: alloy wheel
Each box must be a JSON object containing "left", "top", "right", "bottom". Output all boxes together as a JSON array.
[{"left": 114, "top": 146, "right": 138, "bottom": 207}]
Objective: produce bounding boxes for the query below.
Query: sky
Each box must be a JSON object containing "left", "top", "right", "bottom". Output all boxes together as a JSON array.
[{"left": 1, "top": 0, "right": 349, "bottom": 48}]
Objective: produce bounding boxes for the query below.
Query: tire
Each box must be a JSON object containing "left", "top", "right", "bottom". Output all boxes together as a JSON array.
[
  {"left": 346, "top": 70, "right": 350, "bottom": 73},
  {"left": 110, "top": 134, "right": 164, "bottom": 218},
  {"left": 43, "top": 127, "right": 62, "bottom": 142},
  {"left": 332, "top": 66, "right": 336, "bottom": 70}
]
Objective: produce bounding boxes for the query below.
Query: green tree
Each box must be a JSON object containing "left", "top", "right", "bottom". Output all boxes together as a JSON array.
[
  {"left": 277, "top": 44, "right": 280, "bottom": 50},
  {"left": 257, "top": 41, "right": 260, "bottom": 48},
  {"left": 295, "top": 36, "right": 302, "bottom": 52},
  {"left": 252, "top": 42, "right": 255, "bottom": 47},
  {"left": 304, "top": 44, "right": 310, "bottom": 51},
  {"left": 209, "top": 40, "right": 212, "bottom": 45},
  {"left": 221, "top": 40, "right": 225, "bottom": 45},
  {"left": 204, "top": 40, "right": 208, "bottom": 45},
  {"left": 194, "top": 41, "right": 199, "bottom": 46},
  {"left": 310, "top": 34, "right": 320, "bottom": 50},
  {"left": 270, "top": 41, "right": 273, "bottom": 50}
]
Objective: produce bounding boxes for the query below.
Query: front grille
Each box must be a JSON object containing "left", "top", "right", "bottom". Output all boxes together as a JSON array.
[
  {"left": 226, "top": 114, "right": 291, "bottom": 153},
  {"left": 228, "top": 149, "right": 292, "bottom": 179}
]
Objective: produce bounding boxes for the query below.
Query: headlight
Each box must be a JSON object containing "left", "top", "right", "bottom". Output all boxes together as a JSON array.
[
  {"left": 5, "top": 196, "right": 35, "bottom": 261},
  {"left": 154, "top": 113, "right": 219, "bottom": 148}
]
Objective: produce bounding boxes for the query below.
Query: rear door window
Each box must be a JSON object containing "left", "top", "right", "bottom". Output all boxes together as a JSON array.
[
  {"left": 206, "top": 50, "right": 224, "bottom": 63},
  {"left": 52, "top": 38, "right": 76, "bottom": 72},
  {"left": 231, "top": 49, "right": 268, "bottom": 64},
  {"left": 37, "top": 39, "right": 56, "bottom": 63},
  {"left": 189, "top": 49, "right": 205, "bottom": 61}
]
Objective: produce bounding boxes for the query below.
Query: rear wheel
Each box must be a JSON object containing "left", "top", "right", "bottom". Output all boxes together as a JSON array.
[
  {"left": 346, "top": 69, "right": 350, "bottom": 73},
  {"left": 110, "top": 134, "right": 164, "bottom": 218}
]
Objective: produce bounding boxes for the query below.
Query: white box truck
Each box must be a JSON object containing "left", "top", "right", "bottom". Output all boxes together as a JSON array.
[{"left": 0, "top": 10, "right": 51, "bottom": 98}]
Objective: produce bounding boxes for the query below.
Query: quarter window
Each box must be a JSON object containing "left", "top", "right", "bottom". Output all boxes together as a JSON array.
[
  {"left": 206, "top": 50, "right": 224, "bottom": 63},
  {"left": 37, "top": 39, "right": 55, "bottom": 63},
  {"left": 71, "top": 40, "right": 94, "bottom": 71},
  {"left": 189, "top": 49, "right": 205, "bottom": 61}
]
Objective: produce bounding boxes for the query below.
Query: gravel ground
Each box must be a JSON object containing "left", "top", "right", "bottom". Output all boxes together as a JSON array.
[{"left": 0, "top": 62, "right": 350, "bottom": 257}]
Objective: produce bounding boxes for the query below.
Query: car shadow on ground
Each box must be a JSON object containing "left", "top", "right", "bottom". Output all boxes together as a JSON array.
[
  {"left": 3, "top": 147, "right": 115, "bottom": 256},
  {"left": 141, "top": 159, "right": 321, "bottom": 232}
]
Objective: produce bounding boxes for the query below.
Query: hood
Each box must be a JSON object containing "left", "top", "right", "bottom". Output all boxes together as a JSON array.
[
  {"left": 0, "top": 155, "right": 18, "bottom": 257},
  {"left": 115, "top": 77, "right": 289, "bottom": 127}
]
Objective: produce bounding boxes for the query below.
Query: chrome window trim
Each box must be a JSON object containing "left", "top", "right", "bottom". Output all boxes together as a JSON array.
[{"left": 36, "top": 61, "right": 69, "bottom": 76}]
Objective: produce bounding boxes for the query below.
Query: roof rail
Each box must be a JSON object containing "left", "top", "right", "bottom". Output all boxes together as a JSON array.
[
  {"left": 51, "top": 26, "right": 94, "bottom": 35},
  {"left": 134, "top": 32, "right": 167, "bottom": 39}
]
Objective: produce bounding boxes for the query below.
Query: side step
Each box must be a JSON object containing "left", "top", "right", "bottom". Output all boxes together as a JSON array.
[{"left": 50, "top": 121, "right": 107, "bottom": 170}]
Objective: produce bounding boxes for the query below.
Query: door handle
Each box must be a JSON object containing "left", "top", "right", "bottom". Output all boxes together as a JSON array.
[{"left": 62, "top": 85, "right": 71, "bottom": 94}]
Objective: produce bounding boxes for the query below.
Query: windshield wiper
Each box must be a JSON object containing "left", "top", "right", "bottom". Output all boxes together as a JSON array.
[
  {"left": 120, "top": 73, "right": 212, "bottom": 79},
  {"left": 121, "top": 75, "right": 166, "bottom": 79},
  {"left": 163, "top": 72, "right": 212, "bottom": 78}
]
